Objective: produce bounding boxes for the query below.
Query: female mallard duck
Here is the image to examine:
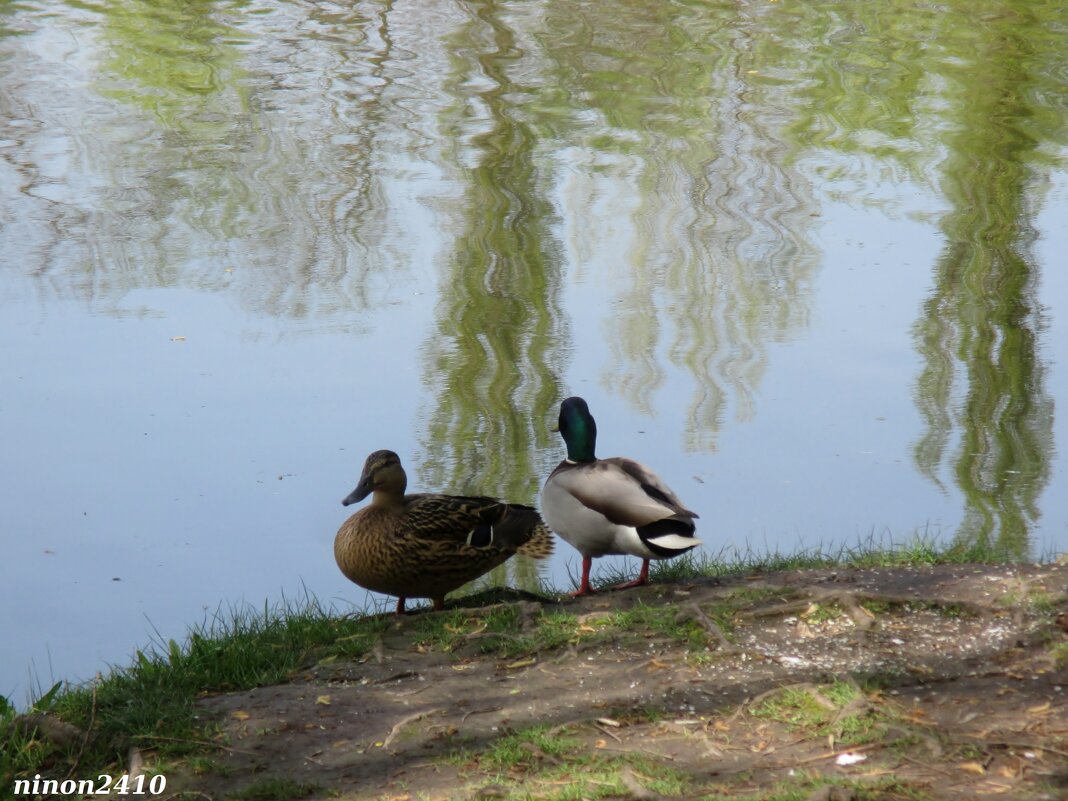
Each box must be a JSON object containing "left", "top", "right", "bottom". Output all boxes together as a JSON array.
[
  {"left": 335, "top": 449, "right": 554, "bottom": 614},
  {"left": 541, "top": 397, "right": 701, "bottom": 596}
]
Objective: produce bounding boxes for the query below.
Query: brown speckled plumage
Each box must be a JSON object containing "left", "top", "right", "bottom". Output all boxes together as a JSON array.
[{"left": 335, "top": 450, "right": 553, "bottom": 613}]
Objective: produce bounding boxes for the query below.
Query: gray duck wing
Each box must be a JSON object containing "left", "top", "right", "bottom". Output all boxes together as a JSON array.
[
  {"left": 606, "top": 458, "right": 698, "bottom": 519},
  {"left": 558, "top": 458, "right": 698, "bottom": 527}
]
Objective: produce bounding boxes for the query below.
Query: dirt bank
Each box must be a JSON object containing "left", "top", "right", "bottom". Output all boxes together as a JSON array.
[{"left": 179, "top": 563, "right": 1068, "bottom": 800}]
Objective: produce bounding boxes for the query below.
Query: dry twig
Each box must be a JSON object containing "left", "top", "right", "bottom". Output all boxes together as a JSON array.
[{"left": 382, "top": 707, "right": 443, "bottom": 750}]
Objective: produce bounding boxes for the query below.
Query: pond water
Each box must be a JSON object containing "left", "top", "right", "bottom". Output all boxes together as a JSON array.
[{"left": 2, "top": 0, "right": 1067, "bottom": 705}]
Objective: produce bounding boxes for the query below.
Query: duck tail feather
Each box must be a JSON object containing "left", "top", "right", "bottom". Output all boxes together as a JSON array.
[
  {"left": 494, "top": 505, "right": 554, "bottom": 559},
  {"left": 516, "top": 521, "right": 555, "bottom": 559}
]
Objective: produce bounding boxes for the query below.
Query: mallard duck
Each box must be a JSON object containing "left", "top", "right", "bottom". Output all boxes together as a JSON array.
[
  {"left": 541, "top": 397, "right": 701, "bottom": 596},
  {"left": 335, "top": 449, "right": 554, "bottom": 614}
]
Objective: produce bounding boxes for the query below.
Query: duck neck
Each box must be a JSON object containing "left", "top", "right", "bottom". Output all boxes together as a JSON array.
[
  {"left": 564, "top": 424, "right": 596, "bottom": 463},
  {"left": 370, "top": 467, "right": 407, "bottom": 508},
  {"left": 370, "top": 488, "right": 405, "bottom": 509}
]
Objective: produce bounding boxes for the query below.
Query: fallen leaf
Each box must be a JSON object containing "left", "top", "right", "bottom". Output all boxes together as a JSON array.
[
  {"left": 997, "top": 765, "right": 1018, "bottom": 778},
  {"left": 596, "top": 717, "right": 621, "bottom": 727},
  {"left": 316, "top": 695, "right": 331, "bottom": 705},
  {"left": 959, "top": 761, "right": 986, "bottom": 775},
  {"left": 505, "top": 657, "right": 536, "bottom": 669},
  {"left": 231, "top": 710, "right": 250, "bottom": 721},
  {"left": 1027, "top": 701, "right": 1050, "bottom": 715},
  {"left": 595, "top": 739, "right": 607, "bottom": 748},
  {"left": 713, "top": 720, "right": 730, "bottom": 732}
]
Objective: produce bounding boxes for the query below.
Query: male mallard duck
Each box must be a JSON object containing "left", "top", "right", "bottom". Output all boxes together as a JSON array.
[
  {"left": 335, "top": 449, "right": 554, "bottom": 614},
  {"left": 541, "top": 397, "right": 701, "bottom": 596}
]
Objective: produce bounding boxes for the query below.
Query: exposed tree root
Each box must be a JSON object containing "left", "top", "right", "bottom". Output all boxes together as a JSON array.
[
  {"left": 739, "top": 587, "right": 994, "bottom": 637},
  {"left": 677, "top": 603, "right": 742, "bottom": 654}
]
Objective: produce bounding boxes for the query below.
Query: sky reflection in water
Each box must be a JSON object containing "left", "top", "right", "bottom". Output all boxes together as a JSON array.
[{"left": 1, "top": 0, "right": 1067, "bottom": 704}]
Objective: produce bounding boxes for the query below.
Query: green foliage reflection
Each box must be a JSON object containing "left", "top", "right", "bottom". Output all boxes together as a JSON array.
[
  {"left": 911, "top": 4, "right": 1056, "bottom": 558},
  {"left": 419, "top": 0, "right": 567, "bottom": 592},
  {"left": 533, "top": 0, "right": 819, "bottom": 449}
]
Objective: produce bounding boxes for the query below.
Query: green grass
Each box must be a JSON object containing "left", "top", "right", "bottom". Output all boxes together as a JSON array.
[
  {"left": 412, "top": 605, "right": 582, "bottom": 658},
  {"left": 802, "top": 601, "right": 844, "bottom": 623},
  {"left": 474, "top": 725, "right": 579, "bottom": 771},
  {"left": 411, "top": 598, "right": 735, "bottom": 658},
  {"left": 185, "top": 754, "right": 230, "bottom": 776},
  {"left": 1, "top": 593, "right": 387, "bottom": 783},
  {"left": 750, "top": 680, "right": 893, "bottom": 746},
  {"left": 564, "top": 528, "right": 1024, "bottom": 593},
  {"left": 491, "top": 610, "right": 583, "bottom": 657},
  {"left": 645, "top": 529, "right": 1024, "bottom": 583},
  {"left": 997, "top": 587, "right": 1066, "bottom": 616},
  {"left": 603, "top": 603, "right": 707, "bottom": 648},
  {"left": 451, "top": 726, "right": 691, "bottom": 801},
  {"left": 409, "top": 600, "right": 723, "bottom": 662}
]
